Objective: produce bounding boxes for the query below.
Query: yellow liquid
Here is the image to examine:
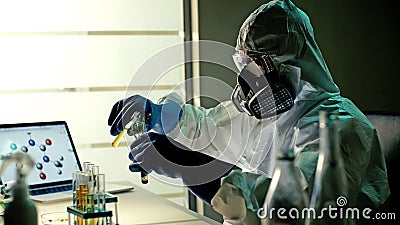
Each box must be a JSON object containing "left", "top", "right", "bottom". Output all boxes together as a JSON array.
[{"left": 77, "top": 184, "right": 88, "bottom": 225}]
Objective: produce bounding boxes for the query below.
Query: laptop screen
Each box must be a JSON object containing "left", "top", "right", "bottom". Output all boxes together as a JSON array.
[{"left": 0, "top": 121, "right": 82, "bottom": 189}]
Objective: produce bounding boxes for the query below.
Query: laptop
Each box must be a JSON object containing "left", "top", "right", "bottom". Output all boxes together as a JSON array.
[{"left": 0, "top": 121, "right": 134, "bottom": 203}]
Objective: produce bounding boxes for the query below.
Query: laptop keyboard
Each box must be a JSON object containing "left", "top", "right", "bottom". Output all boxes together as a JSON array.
[{"left": 30, "top": 184, "right": 72, "bottom": 196}]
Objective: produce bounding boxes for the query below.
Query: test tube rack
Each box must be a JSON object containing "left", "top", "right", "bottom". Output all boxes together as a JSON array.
[{"left": 67, "top": 193, "right": 119, "bottom": 225}]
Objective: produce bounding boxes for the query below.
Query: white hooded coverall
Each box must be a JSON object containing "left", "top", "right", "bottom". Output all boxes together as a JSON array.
[{"left": 157, "top": 0, "right": 389, "bottom": 223}]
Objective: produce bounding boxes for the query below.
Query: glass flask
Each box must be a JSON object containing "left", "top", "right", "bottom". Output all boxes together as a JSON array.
[
  {"left": 127, "top": 112, "right": 145, "bottom": 138},
  {"left": 306, "top": 111, "right": 349, "bottom": 225},
  {"left": 260, "top": 149, "right": 309, "bottom": 225}
]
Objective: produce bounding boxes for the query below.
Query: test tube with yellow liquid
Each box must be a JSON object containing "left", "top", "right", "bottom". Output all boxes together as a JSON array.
[{"left": 111, "top": 111, "right": 149, "bottom": 184}]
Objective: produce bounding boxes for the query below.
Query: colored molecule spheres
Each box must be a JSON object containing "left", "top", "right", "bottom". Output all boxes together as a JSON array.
[{"left": 9, "top": 132, "right": 64, "bottom": 180}]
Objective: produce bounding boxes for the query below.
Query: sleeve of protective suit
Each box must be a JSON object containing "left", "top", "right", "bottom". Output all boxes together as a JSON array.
[
  {"left": 338, "top": 100, "right": 390, "bottom": 208},
  {"left": 295, "top": 97, "right": 390, "bottom": 208},
  {"left": 161, "top": 92, "right": 261, "bottom": 168},
  {"left": 129, "top": 131, "right": 235, "bottom": 204}
]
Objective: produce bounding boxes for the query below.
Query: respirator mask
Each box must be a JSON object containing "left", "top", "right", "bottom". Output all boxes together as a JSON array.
[{"left": 231, "top": 50, "right": 294, "bottom": 119}]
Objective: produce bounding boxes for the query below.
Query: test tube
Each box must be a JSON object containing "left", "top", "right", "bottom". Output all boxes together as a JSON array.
[
  {"left": 76, "top": 172, "right": 84, "bottom": 210},
  {"left": 86, "top": 177, "right": 95, "bottom": 213},
  {"left": 95, "top": 174, "right": 106, "bottom": 212},
  {"left": 112, "top": 112, "right": 144, "bottom": 147},
  {"left": 83, "top": 173, "right": 90, "bottom": 212},
  {"left": 72, "top": 171, "right": 80, "bottom": 207},
  {"left": 112, "top": 112, "right": 149, "bottom": 184},
  {"left": 82, "top": 162, "right": 92, "bottom": 171},
  {"left": 86, "top": 163, "right": 94, "bottom": 174},
  {"left": 92, "top": 165, "right": 100, "bottom": 176},
  {"left": 75, "top": 172, "right": 89, "bottom": 225},
  {"left": 90, "top": 165, "right": 100, "bottom": 225},
  {"left": 141, "top": 171, "right": 148, "bottom": 184},
  {"left": 91, "top": 166, "right": 100, "bottom": 209}
]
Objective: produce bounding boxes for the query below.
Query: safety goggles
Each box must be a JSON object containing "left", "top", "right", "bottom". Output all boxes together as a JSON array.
[{"left": 232, "top": 49, "right": 276, "bottom": 75}]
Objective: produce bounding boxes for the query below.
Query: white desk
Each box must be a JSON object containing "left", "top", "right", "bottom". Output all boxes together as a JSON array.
[{"left": 35, "top": 183, "right": 222, "bottom": 225}]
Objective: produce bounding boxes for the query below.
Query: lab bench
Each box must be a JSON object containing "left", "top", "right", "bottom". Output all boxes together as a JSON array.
[{"left": 35, "top": 182, "right": 221, "bottom": 225}]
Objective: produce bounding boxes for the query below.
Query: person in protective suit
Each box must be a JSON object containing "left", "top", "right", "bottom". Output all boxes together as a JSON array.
[{"left": 108, "top": 0, "right": 390, "bottom": 224}]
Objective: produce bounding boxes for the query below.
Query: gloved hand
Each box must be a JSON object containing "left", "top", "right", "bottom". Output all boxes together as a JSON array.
[
  {"left": 108, "top": 94, "right": 182, "bottom": 136},
  {"left": 211, "top": 169, "right": 271, "bottom": 225},
  {"left": 128, "top": 132, "right": 234, "bottom": 204},
  {"left": 128, "top": 132, "right": 182, "bottom": 178},
  {"left": 212, "top": 183, "right": 261, "bottom": 225}
]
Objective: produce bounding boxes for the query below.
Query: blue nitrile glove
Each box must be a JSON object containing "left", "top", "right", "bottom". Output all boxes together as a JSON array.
[
  {"left": 128, "top": 132, "right": 235, "bottom": 204},
  {"left": 108, "top": 94, "right": 182, "bottom": 136}
]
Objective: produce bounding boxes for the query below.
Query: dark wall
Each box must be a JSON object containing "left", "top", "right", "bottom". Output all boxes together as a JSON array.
[
  {"left": 197, "top": 0, "right": 262, "bottom": 107},
  {"left": 197, "top": 0, "right": 400, "bottom": 113}
]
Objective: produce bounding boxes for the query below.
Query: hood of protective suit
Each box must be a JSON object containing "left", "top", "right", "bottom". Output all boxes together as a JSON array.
[
  {"left": 236, "top": 0, "right": 339, "bottom": 95},
  {"left": 232, "top": 0, "right": 344, "bottom": 174}
]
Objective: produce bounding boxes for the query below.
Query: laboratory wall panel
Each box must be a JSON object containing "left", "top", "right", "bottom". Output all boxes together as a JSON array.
[
  {"left": 0, "top": 90, "right": 173, "bottom": 145},
  {"left": 0, "top": 0, "right": 187, "bottom": 207},
  {"left": 0, "top": 35, "right": 184, "bottom": 90},
  {"left": 0, "top": 0, "right": 180, "bottom": 32}
]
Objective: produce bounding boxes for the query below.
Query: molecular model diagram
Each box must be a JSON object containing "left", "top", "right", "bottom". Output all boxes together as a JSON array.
[{"left": 9, "top": 132, "right": 65, "bottom": 180}]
